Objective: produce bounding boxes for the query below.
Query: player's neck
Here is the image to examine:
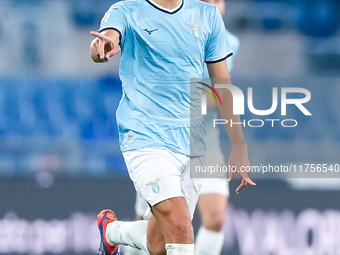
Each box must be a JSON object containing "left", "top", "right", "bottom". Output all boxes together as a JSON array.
[{"left": 151, "top": 0, "right": 182, "bottom": 11}]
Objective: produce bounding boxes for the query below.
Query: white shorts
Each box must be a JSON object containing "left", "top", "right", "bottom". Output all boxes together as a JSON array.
[
  {"left": 134, "top": 192, "right": 148, "bottom": 218},
  {"left": 123, "top": 148, "right": 202, "bottom": 219},
  {"left": 200, "top": 148, "right": 229, "bottom": 197},
  {"left": 200, "top": 178, "right": 229, "bottom": 196}
]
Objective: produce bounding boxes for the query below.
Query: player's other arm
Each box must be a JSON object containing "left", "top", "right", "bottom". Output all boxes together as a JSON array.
[
  {"left": 207, "top": 60, "right": 256, "bottom": 193},
  {"left": 90, "top": 29, "right": 121, "bottom": 63}
]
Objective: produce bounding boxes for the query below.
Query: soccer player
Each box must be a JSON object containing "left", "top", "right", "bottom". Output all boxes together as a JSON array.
[
  {"left": 127, "top": 28, "right": 240, "bottom": 255},
  {"left": 194, "top": 1, "right": 239, "bottom": 255},
  {"left": 90, "top": 0, "right": 255, "bottom": 254}
]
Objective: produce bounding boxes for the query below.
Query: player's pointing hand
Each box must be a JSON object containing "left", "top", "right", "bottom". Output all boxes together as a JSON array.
[
  {"left": 90, "top": 30, "right": 121, "bottom": 62},
  {"left": 226, "top": 143, "right": 256, "bottom": 193}
]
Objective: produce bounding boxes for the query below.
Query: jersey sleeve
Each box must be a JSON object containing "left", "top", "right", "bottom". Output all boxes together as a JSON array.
[
  {"left": 205, "top": 7, "right": 233, "bottom": 64},
  {"left": 99, "top": 2, "right": 128, "bottom": 44},
  {"left": 225, "top": 30, "right": 240, "bottom": 71}
]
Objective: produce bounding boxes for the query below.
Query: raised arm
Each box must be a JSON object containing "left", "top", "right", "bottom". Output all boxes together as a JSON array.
[
  {"left": 207, "top": 60, "right": 256, "bottom": 193},
  {"left": 90, "top": 29, "right": 121, "bottom": 63}
]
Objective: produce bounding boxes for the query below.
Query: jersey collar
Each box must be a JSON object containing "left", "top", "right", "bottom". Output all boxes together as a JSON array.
[{"left": 145, "top": 0, "right": 183, "bottom": 14}]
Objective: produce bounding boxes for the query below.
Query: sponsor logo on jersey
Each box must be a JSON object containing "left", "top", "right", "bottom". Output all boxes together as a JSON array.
[{"left": 143, "top": 28, "right": 158, "bottom": 35}]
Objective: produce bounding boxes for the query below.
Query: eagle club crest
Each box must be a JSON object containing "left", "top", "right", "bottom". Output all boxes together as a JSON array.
[
  {"left": 186, "top": 22, "right": 203, "bottom": 38},
  {"left": 146, "top": 178, "right": 162, "bottom": 193}
]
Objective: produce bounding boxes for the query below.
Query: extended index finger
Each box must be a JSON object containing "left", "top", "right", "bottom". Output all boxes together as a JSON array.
[
  {"left": 91, "top": 31, "right": 109, "bottom": 41},
  {"left": 236, "top": 177, "right": 256, "bottom": 194},
  {"left": 227, "top": 166, "right": 233, "bottom": 182},
  {"left": 236, "top": 179, "right": 247, "bottom": 194},
  {"left": 244, "top": 177, "right": 256, "bottom": 186}
]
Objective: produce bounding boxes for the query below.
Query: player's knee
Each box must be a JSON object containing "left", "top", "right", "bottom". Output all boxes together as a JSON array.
[
  {"left": 153, "top": 197, "right": 192, "bottom": 235},
  {"left": 171, "top": 215, "right": 192, "bottom": 233},
  {"left": 154, "top": 198, "right": 191, "bottom": 220},
  {"left": 160, "top": 209, "right": 191, "bottom": 233},
  {"left": 203, "top": 211, "right": 225, "bottom": 232},
  {"left": 160, "top": 209, "right": 192, "bottom": 234}
]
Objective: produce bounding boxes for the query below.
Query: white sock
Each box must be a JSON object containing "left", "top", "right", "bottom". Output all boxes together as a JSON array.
[
  {"left": 107, "top": 220, "right": 149, "bottom": 253},
  {"left": 124, "top": 245, "right": 149, "bottom": 255},
  {"left": 165, "top": 243, "right": 194, "bottom": 255},
  {"left": 195, "top": 227, "right": 224, "bottom": 255}
]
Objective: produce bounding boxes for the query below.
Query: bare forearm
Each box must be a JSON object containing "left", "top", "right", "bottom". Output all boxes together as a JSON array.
[
  {"left": 207, "top": 60, "right": 246, "bottom": 147},
  {"left": 215, "top": 89, "right": 246, "bottom": 146}
]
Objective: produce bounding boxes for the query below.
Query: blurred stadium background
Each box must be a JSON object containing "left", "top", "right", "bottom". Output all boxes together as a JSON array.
[{"left": 0, "top": 0, "right": 340, "bottom": 254}]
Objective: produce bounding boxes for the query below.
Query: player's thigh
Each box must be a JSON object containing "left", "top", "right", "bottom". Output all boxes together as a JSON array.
[
  {"left": 198, "top": 178, "right": 229, "bottom": 229},
  {"left": 181, "top": 156, "right": 204, "bottom": 218},
  {"left": 198, "top": 192, "right": 228, "bottom": 216},
  {"left": 123, "top": 148, "right": 188, "bottom": 207},
  {"left": 124, "top": 148, "right": 202, "bottom": 219},
  {"left": 152, "top": 196, "right": 190, "bottom": 221},
  {"left": 135, "top": 192, "right": 149, "bottom": 218},
  {"left": 200, "top": 146, "right": 230, "bottom": 205},
  {"left": 150, "top": 197, "right": 194, "bottom": 245},
  {"left": 197, "top": 193, "right": 228, "bottom": 231}
]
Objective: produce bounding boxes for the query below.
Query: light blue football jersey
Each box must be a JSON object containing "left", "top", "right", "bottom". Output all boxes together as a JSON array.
[{"left": 99, "top": 0, "right": 232, "bottom": 156}]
